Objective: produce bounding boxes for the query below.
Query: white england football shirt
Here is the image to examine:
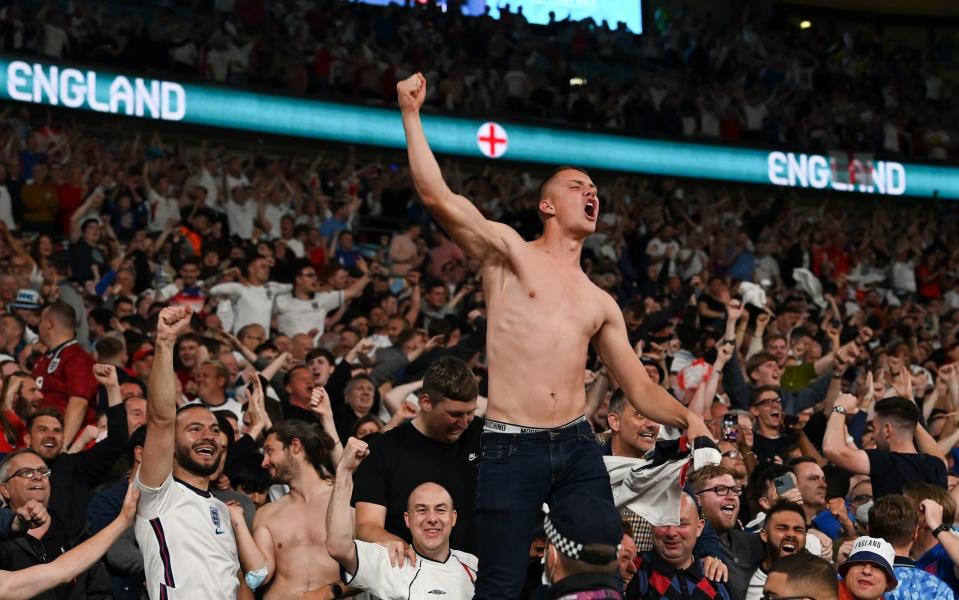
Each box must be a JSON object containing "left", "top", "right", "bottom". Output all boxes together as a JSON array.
[
  {"left": 345, "top": 541, "right": 477, "bottom": 600},
  {"left": 210, "top": 281, "right": 292, "bottom": 334},
  {"left": 274, "top": 290, "right": 343, "bottom": 337},
  {"left": 135, "top": 471, "right": 240, "bottom": 600}
]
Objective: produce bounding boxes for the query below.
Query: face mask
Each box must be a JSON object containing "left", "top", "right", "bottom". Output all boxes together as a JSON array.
[{"left": 855, "top": 500, "right": 873, "bottom": 526}]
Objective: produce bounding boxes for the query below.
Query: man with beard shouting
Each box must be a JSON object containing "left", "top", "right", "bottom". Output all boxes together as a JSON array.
[
  {"left": 228, "top": 394, "right": 347, "bottom": 599},
  {"left": 135, "top": 306, "right": 243, "bottom": 599},
  {"left": 746, "top": 501, "right": 808, "bottom": 600}
]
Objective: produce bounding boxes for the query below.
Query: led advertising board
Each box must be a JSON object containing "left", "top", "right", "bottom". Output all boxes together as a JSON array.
[{"left": 2, "top": 57, "right": 958, "bottom": 199}]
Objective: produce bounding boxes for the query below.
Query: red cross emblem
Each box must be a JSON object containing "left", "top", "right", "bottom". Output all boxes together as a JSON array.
[{"left": 476, "top": 122, "right": 508, "bottom": 158}]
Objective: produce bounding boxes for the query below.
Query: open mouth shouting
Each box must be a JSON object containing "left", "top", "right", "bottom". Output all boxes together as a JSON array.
[
  {"left": 584, "top": 199, "right": 598, "bottom": 220},
  {"left": 41, "top": 438, "right": 58, "bottom": 450},
  {"left": 192, "top": 441, "right": 218, "bottom": 460},
  {"left": 779, "top": 538, "right": 799, "bottom": 555},
  {"left": 719, "top": 501, "right": 737, "bottom": 520}
]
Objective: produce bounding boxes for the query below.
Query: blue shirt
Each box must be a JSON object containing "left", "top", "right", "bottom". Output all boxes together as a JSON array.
[
  {"left": 889, "top": 556, "right": 955, "bottom": 600},
  {"left": 915, "top": 541, "right": 959, "bottom": 591}
]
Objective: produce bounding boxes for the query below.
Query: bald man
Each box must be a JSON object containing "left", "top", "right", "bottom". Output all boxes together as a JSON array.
[{"left": 327, "top": 438, "right": 477, "bottom": 599}]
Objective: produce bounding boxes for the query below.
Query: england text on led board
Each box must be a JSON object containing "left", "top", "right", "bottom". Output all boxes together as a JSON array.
[{"left": 4, "top": 58, "right": 959, "bottom": 200}]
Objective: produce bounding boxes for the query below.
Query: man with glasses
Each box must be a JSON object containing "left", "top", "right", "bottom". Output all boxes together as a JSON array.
[
  {"left": 762, "top": 553, "right": 838, "bottom": 600},
  {"left": 625, "top": 492, "right": 732, "bottom": 599},
  {"left": 0, "top": 448, "right": 112, "bottom": 597},
  {"left": 689, "top": 465, "right": 764, "bottom": 599},
  {"left": 749, "top": 386, "right": 790, "bottom": 463},
  {"left": 274, "top": 259, "right": 370, "bottom": 339}
]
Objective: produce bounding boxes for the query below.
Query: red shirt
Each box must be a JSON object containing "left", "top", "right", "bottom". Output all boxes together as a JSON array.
[
  {"left": 32, "top": 340, "right": 98, "bottom": 427},
  {"left": 0, "top": 410, "right": 26, "bottom": 453}
]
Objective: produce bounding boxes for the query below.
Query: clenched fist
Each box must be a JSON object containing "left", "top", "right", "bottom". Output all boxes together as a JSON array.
[
  {"left": 157, "top": 306, "right": 192, "bottom": 344},
  {"left": 397, "top": 73, "right": 427, "bottom": 114},
  {"left": 338, "top": 437, "right": 370, "bottom": 473}
]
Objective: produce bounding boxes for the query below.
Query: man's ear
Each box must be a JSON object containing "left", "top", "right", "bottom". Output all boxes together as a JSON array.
[
  {"left": 403, "top": 512, "right": 410, "bottom": 529},
  {"left": 607, "top": 412, "right": 621, "bottom": 434},
  {"left": 419, "top": 394, "right": 432, "bottom": 413},
  {"left": 759, "top": 528, "right": 768, "bottom": 544},
  {"left": 538, "top": 199, "right": 555, "bottom": 217},
  {"left": 0, "top": 483, "right": 9, "bottom": 503}
]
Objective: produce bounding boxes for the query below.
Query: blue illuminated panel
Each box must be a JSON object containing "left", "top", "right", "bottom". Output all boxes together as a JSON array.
[{"left": 2, "top": 57, "right": 958, "bottom": 199}]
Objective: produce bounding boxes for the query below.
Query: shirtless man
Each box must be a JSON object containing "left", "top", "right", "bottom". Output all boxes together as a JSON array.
[
  {"left": 228, "top": 391, "right": 344, "bottom": 599},
  {"left": 397, "top": 73, "right": 711, "bottom": 598}
]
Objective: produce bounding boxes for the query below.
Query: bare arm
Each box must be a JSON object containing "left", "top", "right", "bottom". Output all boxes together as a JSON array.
[
  {"left": 227, "top": 503, "right": 273, "bottom": 585},
  {"left": 327, "top": 438, "right": 370, "bottom": 576},
  {"left": 398, "top": 74, "right": 514, "bottom": 262},
  {"left": 593, "top": 295, "right": 708, "bottom": 437},
  {"left": 0, "top": 485, "right": 139, "bottom": 600},
  {"left": 61, "top": 396, "right": 89, "bottom": 446},
  {"left": 822, "top": 394, "right": 870, "bottom": 474},
  {"left": 141, "top": 307, "right": 193, "bottom": 488},
  {"left": 915, "top": 422, "right": 948, "bottom": 467},
  {"left": 383, "top": 379, "right": 423, "bottom": 415}
]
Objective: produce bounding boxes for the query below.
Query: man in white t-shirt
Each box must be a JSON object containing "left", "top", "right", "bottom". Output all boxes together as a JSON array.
[
  {"left": 135, "top": 306, "right": 242, "bottom": 599},
  {"left": 210, "top": 257, "right": 291, "bottom": 335},
  {"left": 143, "top": 162, "right": 182, "bottom": 233},
  {"left": 327, "top": 437, "right": 477, "bottom": 600},
  {"left": 274, "top": 261, "right": 370, "bottom": 339}
]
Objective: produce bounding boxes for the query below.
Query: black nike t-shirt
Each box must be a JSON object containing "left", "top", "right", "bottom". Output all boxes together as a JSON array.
[
  {"left": 351, "top": 418, "right": 482, "bottom": 553},
  {"left": 866, "top": 449, "right": 947, "bottom": 498}
]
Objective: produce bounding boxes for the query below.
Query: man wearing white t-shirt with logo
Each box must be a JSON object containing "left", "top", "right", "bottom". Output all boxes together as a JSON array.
[
  {"left": 135, "top": 306, "right": 243, "bottom": 599},
  {"left": 210, "top": 257, "right": 291, "bottom": 335},
  {"left": 274, "top": 260, "right": 370, "bottom": 339},
  {"left": 327, "top": 437, "right": 477, "bottom": 600}
]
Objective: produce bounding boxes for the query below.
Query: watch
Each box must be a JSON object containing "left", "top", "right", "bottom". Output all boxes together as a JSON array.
[
  {"left": 932, "top": 524, "right": 950, "bottom": 538},
  {"left": 832, "top": 406, "right": 847, "bottom": 416}
]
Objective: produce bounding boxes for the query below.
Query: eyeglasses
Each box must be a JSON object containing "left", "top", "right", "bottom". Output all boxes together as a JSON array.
[
  {"left": 4, "top": 467, "right": 52, "bottom": 483},
  {"left": 721, "top": 450, "right": 741, "bottom": 460},
  {"left": 697, "top": 485, "right": 742, "bottom": 497},
  {"left": 298, "top": 271, "right": 318, "bottom": 279},
  {"left": 753, "top": 397, "right": 782, "bottom": 408},
  {"left": 850, "top": 494, "right": 873, "bottom": 505}
]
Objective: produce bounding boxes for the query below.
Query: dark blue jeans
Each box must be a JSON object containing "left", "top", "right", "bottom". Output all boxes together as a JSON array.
[{"left": 473, "top": 420, "right": 619, "bottom": 599}]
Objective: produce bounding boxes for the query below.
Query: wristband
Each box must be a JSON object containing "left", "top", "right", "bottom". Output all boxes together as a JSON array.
[{"left": 932, "top": 524, "right": 950, "bottom": 539}]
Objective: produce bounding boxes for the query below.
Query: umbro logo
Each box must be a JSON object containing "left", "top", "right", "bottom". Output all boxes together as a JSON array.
[
  {"left": 468, "top": 453, "right": 478, "bottom": 462},
  {"left": 427, "top": 590, "right": 447, "bottom": 595}
]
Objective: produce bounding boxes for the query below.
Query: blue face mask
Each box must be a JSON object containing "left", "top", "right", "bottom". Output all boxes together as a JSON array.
[{"left": 244, "top": 565, "right": 269, "bottom": 590}]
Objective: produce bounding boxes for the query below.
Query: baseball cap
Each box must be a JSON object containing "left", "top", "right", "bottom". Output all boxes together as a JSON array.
[
  {"left": 544, "top": 496, "right": 622, "bottom": 565},
  {"left": 838, "top": 536, "right": 897, "bottom": 592},
  {"left": 9, "top": 289, "right": 43, "bottom": 311},
  {"left": 131, "top": 346, "right": 155, "bottom": 363}
]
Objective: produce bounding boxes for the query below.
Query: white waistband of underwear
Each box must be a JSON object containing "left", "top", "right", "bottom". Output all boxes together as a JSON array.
[{"left": 483, "top": 415, "right": 586, "bottom": 434}]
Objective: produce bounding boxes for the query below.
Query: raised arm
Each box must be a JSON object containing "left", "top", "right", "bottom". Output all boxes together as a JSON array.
[
  {"left": 327, "top": 437, "right": 371, "bottom": 576},
  {"left": 593, "top": 294, "right": 710, "bottom": 439},
  {"left": 398, "top": 74, "right": 513, "bottom": 262},
  {"left": 0, "top": 485, "right": 139, "bottom": 600},
  {"left": 822, "top": 394, "right": 870, "bottom": 474},
  {"left": 141, "top": 306, "right": 193, "bottom": 488}
]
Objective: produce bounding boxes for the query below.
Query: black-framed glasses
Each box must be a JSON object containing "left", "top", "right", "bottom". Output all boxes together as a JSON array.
[
  {"left": 721, "top": 450, "right": 741, "bottom": 459},
  {"left": 850, "top": 494, "right": 873, "bottom": 505},
  {"left": 697, "top": 484, "right": 743, "bottom": 497},
  {"left": 4, "top": 467, "right": 52, "bottom": 483},
  {"left": 753, "top": 397, "right": 782, "bottom": 408}
]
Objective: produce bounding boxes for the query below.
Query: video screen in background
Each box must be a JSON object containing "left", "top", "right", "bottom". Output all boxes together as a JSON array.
[{"left": 352, "top": 0, "right": 644, "bottom": 34}]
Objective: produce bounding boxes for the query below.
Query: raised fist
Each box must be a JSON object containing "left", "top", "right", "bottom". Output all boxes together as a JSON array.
[
  {"left": 397, "top": 73, "right": 427, "bottom": 114},
  {"left": 338, "top": 437, "right": 370, "bottom": 473},
  {"left": 310, "top": 386, "right": 332, "bottom": 418},
  {"left": 157, "top": 306, "right": 192, "bottom": 343},
  {"left": 93, "top": 363, "right": 119, "bottom": 388}
]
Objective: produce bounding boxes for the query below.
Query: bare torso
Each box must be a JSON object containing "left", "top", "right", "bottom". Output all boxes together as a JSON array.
[
  {"left": 483, "top": 238, "right": 611, "bottom": 427},
  {"left": 257, "top": 482, "right": 342, "bottom": 599}
]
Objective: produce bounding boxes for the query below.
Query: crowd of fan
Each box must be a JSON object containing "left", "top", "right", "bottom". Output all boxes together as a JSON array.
[
  {"left": 0, "top": 84, "right": 958, "bottom": 600},
  {"left": 0, "top": 0, "right": 956, "bottom": 159}
]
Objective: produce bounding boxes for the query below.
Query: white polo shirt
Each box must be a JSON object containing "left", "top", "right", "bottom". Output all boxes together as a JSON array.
[
  {"left": 274, "top": 290, "right": 343, "bottom": 337},
  {"left": 134, "top": 472, "right": 239, "bottom": 600},
  {"left": 209, "top": 281, "right": 292, "bottom": 334},
  {"left": 345, "top": 541, "right": 477, "bottom": 600}
]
